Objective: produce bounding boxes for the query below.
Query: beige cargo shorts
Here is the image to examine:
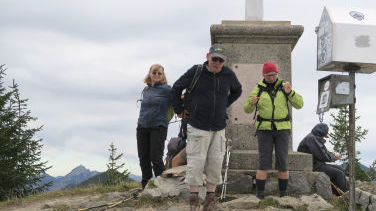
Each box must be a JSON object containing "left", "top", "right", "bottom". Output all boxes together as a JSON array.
[{"left": 185, "top": 124, "right": 226, "bottom": 186}]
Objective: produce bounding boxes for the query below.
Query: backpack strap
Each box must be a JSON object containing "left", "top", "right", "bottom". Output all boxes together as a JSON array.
[
  {"left": 181, "top": 64, "right": 203, "bottom": 140},
  {"left": 186, "top": 64, "right": 203, "bottom": 95},
  {"left": 253, "top": 84, "right": 267, "bottom": 121}
]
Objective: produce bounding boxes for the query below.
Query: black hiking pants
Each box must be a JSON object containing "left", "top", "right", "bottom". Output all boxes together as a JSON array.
[
  {"left": 315, "top": 164, "right": 349, "bottom": 192},
  {"left": 136, "top": 125, "right": 167, "bottom": 189}
]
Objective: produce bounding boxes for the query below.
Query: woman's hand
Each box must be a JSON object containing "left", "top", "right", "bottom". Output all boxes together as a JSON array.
[
  {"left": 251, "top": 96, "right": 259, "bottom": 105},
  {"left": 282, "top": 82, "right": 292, "bottom": 94}
]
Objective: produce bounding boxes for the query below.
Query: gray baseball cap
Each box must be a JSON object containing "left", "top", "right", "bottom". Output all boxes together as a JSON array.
[{"left": 209, "top": 44, "right": 226, "bottom": 60}]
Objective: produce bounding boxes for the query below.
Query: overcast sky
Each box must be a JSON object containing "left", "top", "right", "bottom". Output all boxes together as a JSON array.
[{"left": 1, "top": 0, "right": 375, "bottom": 177}]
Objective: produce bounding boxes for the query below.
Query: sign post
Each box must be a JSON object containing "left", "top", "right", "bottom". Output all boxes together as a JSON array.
[
  {"left": 316, "top": 7, "right": 376, "bottom": 210},
  {"left": 344, "top": 65, "right": 359, "bottom": 210}
]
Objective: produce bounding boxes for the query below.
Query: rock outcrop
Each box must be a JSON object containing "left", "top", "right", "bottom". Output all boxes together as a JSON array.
[{"left": 142, "top": 166, "right": 376, "bottom": 210}]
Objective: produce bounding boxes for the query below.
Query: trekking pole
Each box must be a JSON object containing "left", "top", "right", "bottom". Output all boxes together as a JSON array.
[{"left": 220, "top": 138, "right": 232, "bottom": 200}]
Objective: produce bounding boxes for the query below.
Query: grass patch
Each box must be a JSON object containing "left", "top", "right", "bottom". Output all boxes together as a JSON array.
[
  {"left": 47, "top": 204, "right": 70, "bottom": 211},
  {"left": 294, "top": 204, "right": 309, "bottom": 211},
  {"left": 258, "top": 197, "right": 309, "bottom": 211},
  {"left": 258, "top": 197, "right": 280, "bottom": 209},
  {"left": 0, "top": 181, "right": 141, "bottom": 209},
  {"left": 147, "top": 179, "right": 157, "bottom": 189},
  {"left": 326, "top": 196, "right": 363, "bottom": 211},
  {"left": 135, "top": 195, "right": 178, "bottom": 208},
  {"left": 41, "top": 203, "right": 81, "bottom": 211}
]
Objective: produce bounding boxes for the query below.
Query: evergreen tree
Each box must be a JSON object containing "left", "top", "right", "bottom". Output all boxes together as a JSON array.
[
  {"left": 105, "top": 142, "right": 129, "bottom": 186},
  {"left": 368, "top": 160, "right": 376, "bottom": 182},
  {"left": 328, "top": 105, "right": 369, "bottom": 181},
  {"left": 0, "top": 65, "right": 51, "bottom": 201},
  {"left": 344, "top": 158, "right": 371, "bottom": 182}
]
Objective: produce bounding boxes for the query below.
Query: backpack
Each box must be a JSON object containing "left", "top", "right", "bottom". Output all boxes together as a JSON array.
[
  {"left": 165, "top": 131, "right": 187, "bottom": 169},
  {"left": 165, "top": 64, "right": 203, "bottom": 169}
]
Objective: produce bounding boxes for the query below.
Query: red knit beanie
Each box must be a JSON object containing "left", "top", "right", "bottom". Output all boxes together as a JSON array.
[{"left": 262, "top": 62, "right": 279, "bottom": 75}]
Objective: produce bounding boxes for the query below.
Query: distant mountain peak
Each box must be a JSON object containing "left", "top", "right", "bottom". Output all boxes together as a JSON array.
[
  {"left": 65, "top": 165, "right": 98, "bottom": 178},
  {"left": 71, "top": 165, "right": 87, "bottom": 172},
  {"left": 42, "top": 165, "right": 101, "bottom": 191}
]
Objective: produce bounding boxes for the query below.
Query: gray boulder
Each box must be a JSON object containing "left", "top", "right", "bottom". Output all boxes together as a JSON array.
[
  {"left": 288, "top": 172, "right": 312, "bottom": 194},
  {"left": 315, "top": 172, "right": 332, "bottom": 200},
  {"left": 300, "top": 194, "right": 333, "bottom": 211},
  {"left": 225, "top": 173, "right": 254, "bottom": 194},
  {"left": 142, "top": 166, "right": 206, "bottom": 200},
  {"left": 368, "top": 204, "right": 376, "bottom": 211},
  {"left": 219, "top": 195, "right": 260, "bottom": 210},
  {"left": 354, "top": 188, "right": 372, "bottom": 211}
]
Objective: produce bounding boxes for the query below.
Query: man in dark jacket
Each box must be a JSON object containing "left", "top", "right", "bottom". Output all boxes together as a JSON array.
[
  {"left": 297, "top": 123, "right": 348, "bottom": 193},
  {"left": 171, "top": 44, "right": 242, "bottom": 211}
]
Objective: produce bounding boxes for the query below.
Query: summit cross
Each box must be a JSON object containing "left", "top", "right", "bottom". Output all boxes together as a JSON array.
[{"left": 245, "top": 0, "right": 263, "bottom": 21}]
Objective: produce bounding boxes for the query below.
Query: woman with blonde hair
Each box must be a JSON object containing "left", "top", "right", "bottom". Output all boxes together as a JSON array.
[{"left": 137, "top": 64, "right": 172, "bottom": 189}]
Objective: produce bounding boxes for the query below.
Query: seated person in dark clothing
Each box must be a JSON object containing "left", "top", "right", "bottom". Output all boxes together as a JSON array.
[{"left": 297, "top": 123, "right": 348, "bottom": 193}]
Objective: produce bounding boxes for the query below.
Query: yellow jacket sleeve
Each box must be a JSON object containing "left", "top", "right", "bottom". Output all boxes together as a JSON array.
[
  {"left": 243, "top": 85, "right": 259, "bottom": 114},
  {"left": 168, "top": 106, "right": 174, "bottom": 122}
]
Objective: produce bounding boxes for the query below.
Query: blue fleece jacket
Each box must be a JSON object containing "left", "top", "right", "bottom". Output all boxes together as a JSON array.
[{"left": 137, "top": 83, "right": 171, "bottom": 128}]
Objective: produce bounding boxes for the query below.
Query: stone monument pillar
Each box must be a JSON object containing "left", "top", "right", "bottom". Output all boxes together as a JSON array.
[{"left": 211, "top": 1, "right": 316, "bottom": 195}]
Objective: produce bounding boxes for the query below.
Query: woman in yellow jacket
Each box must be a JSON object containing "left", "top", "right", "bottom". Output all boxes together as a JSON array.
[{"left": 244, "top": 62, "right": 303, "bottom": 200}]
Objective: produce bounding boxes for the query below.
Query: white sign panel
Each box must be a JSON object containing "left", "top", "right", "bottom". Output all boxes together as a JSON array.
[
  {"left": 336, "top": 82, "right": 350, "bottom": 95},
  {"left": 319, "top": 91, "right": 330, "bottom": 109}
]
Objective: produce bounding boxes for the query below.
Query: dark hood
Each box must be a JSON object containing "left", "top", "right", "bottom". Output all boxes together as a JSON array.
[{"left": 311, "top": 123, "right": 329, "bottom": 138}]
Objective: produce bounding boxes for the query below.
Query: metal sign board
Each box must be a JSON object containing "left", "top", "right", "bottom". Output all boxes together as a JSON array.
[
  {"left": 317, "top": 74, "right": 355, "bottom": 114},
  {"left": 316, "top": 6, "right": 376, "bottom": 74}
]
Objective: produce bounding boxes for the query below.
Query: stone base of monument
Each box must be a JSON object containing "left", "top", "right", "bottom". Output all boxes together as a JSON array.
[
  {"left": 228, "top": 150, "right": 313, "bottom": 171},
  {"left": 223, "top": 170, "right": 333, "bottom": 200}
]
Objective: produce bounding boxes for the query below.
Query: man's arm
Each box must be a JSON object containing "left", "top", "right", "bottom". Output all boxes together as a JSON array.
[
  {"left": 307, "top": 136, "right": 336, "bottom": 163},
  {"left": 171, "top": 66, "right": 196, "bottom": 115},
  {"left": 227, "top": 72, "right": 242, "bottom": 107}
]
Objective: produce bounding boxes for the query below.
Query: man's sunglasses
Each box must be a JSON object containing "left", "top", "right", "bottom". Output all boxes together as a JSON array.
[
  {"left": 152, "top": 72, "right": 163, "bottom": 75},
  {"left": 212, "top": 57, "right": 224, "bottom": 63}
]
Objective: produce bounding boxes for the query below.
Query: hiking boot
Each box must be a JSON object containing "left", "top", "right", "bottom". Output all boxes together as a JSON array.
[
  {"left": 189, "top": 193, "right": 200, "bottom": 211},
  {"left": 203, "top": 192, "right": 217, "bottom": 211},
  {"left": 280, "top": 191, "right": 287, "bottom": 197},
  {"left": 256, "top": 191, "right": 265, "bottom": 200},
  {"left": 141, "top": 180, "right": 148, "bottom": 190}
]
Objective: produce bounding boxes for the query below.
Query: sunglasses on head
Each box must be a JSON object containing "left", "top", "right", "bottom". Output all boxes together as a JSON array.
[
  {"left": 212, "top": 57, "right": 224, "bottom": 63},
  {"left": 152, "top": 72, "right": 163, "bottom": 76}
]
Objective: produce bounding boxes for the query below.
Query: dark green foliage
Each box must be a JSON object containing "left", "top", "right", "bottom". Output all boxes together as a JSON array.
[
  {"left": 65, "top": 171, "right": 134, "bottom": 189},
  {"left": 328, "top": 106, "right": 368, "bottom": 161},
  {"left": 368, "top": 160, "right": 376, "bottom": 182},
  {"left": 0, "top": 65, "right": 51, "bottom": 201},
  {"left": 328, "top": 106, "right": 369, "bottom": 181},
  {"left": 344, "top": 158, "right": 371, "bottom": 182},
  {"left": 330, "top": 196, "right": 363, "bottom": 211},
  {"left": 105, "top": 142, "right": 130, "bottom": 186}
]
